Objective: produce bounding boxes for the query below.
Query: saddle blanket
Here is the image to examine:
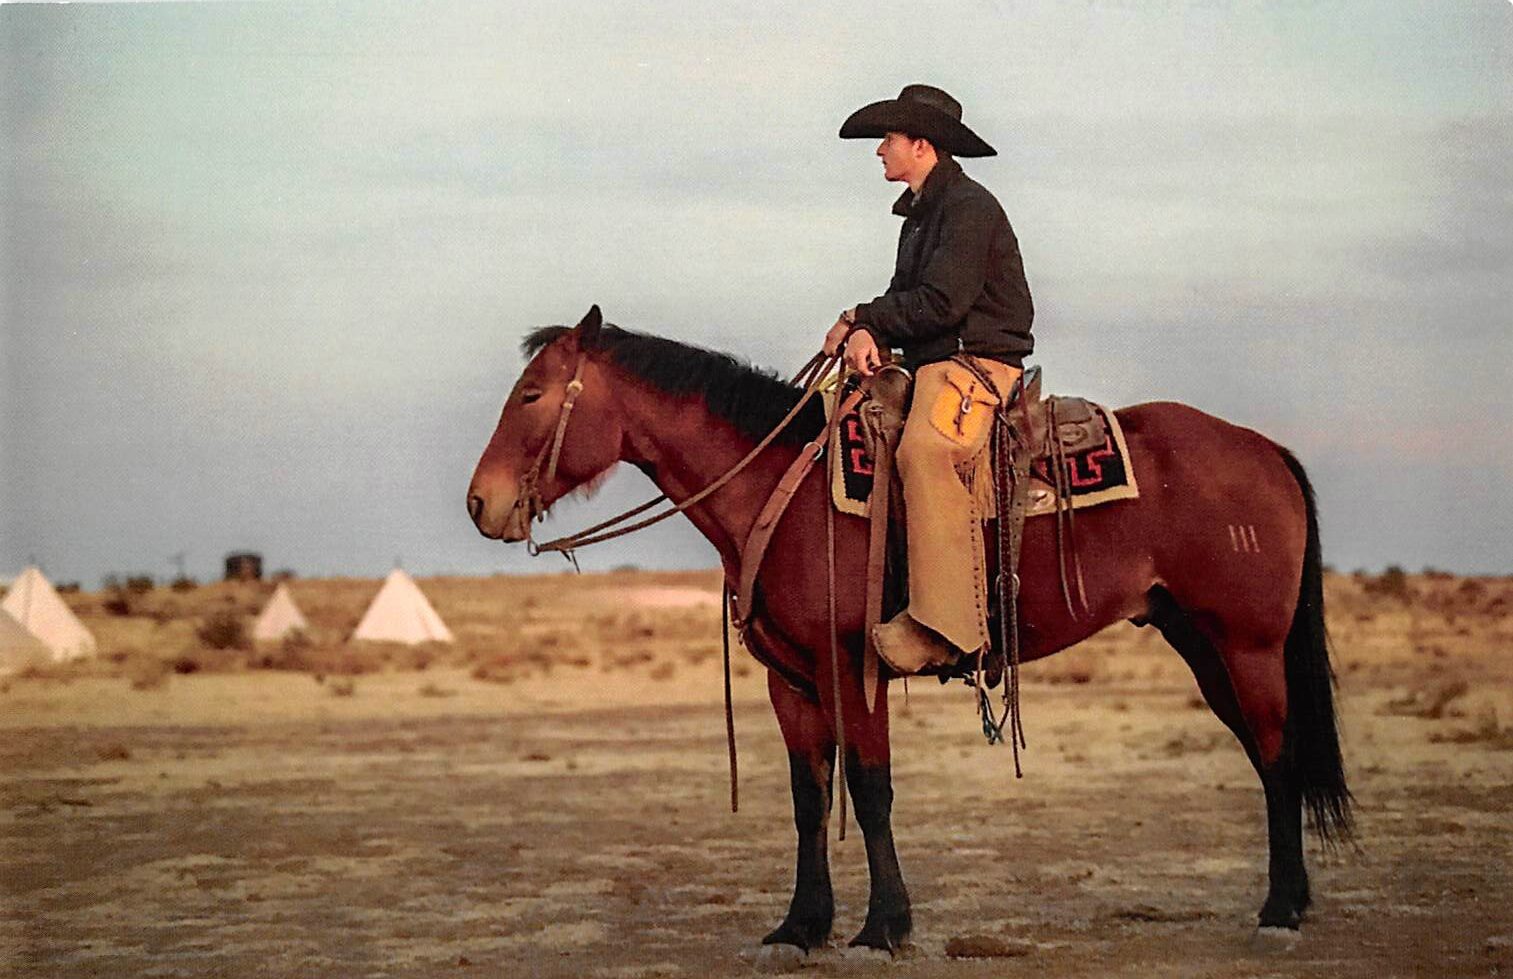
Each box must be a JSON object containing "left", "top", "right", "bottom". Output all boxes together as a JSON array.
[{"left": 828, "top": 396, "right": 1140, "bottom": 520}]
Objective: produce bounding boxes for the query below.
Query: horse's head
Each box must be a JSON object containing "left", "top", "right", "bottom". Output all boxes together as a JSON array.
[{"left": 467, "top": 306, "right": 624, "bottom": 542}]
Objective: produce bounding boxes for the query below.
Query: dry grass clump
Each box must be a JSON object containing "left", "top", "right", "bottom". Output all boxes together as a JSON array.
[
  {"left": 326, "top": 677, "right": 357, "bottom": 697},
  {"left": 1382, "top": 677, "right": 1470, "bottom": 719},
  {"left": 471, "top": 655, "right": 526, "bottom": 685},
  {"left": 96, "top": 742, "right": 132, "bottom": 761},
  {"left": 126, "top": 654, "right": 171, "bottom": 690},
  {"left": 102, "top": 588, "right": 133, "bottom": 617},
  {"left": 248, "top": 631, "right": 315, "bottom": 671},
  {"left": 1360, "top": 565, "right": 1412, "bottom": 601},
  {"left": 196, "top": 610, "right": 249, "bottom": 651},
  {"left": 1428, "top": 706, "right": 1513, "bottom": 749},
  {"left": 389, "top": 644, "right": 439, "bottom": 672},
  {"left": 306, "top": 647, "right": 383, "bottom": 677},
  {"left": 171, "top": 646, "right": 247, "bottom": 675},
  {"left": 1038, "top": 652, "right": 1098, "bottom": 685},
  {"left": 603, "top": 647, "right": 656, "bottom": 671}
]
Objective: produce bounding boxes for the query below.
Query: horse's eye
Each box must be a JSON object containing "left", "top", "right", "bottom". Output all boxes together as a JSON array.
[{"left": 520, "top": 389, "right": 543, "bottom": 405}]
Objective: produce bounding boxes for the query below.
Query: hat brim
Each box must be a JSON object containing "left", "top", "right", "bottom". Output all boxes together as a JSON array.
[{"left": 839, "top": 99, "right": 997, "bottom": 158}]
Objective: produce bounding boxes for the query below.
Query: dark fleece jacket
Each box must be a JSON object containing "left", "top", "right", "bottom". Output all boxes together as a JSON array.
[{"left": 855, "top": 156, "right": 1034, "bottom": 368}]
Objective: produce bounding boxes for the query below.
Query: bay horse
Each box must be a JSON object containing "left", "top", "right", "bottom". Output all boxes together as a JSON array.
[{"left": 466, "top": 306, "right": 1351, "bottom": 952}]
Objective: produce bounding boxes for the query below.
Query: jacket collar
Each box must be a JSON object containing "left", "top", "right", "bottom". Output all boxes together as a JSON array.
[{"left": 891, "top": 156, "right": 962, "bottom": 217}]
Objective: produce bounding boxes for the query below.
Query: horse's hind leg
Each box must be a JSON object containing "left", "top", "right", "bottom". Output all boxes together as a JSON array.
[
  {"left": 1223, "top": 644, "right": 1310, "bottom": 929},
  {"left": 1147, "top": 589, "right": 1308, "bottom": 929},
  {"left": 764, "top": 672, "right": 836, "bottom": 951}
]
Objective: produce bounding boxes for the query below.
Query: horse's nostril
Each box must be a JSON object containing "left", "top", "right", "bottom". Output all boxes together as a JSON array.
[{"left": 467, "top": 494, "right": 484, "bottom": 523}]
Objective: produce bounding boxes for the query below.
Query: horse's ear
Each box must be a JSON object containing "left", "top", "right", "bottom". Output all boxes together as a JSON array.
[{"left": 573, "top": 305, "right": 603, "bottom": 349}]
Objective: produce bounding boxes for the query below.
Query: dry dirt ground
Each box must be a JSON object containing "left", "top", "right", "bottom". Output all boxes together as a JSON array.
[{"left": 2, "top": 571, "right": 1511, "bottom": 977}]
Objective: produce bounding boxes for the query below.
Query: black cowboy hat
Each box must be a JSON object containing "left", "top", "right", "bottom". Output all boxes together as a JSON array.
[{"left": 839, "top": 84, "right": 996, "bottom": 158}]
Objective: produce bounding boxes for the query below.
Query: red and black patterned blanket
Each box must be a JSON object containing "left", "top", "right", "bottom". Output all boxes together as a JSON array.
[{"left": 830, "top": 400, "right": 1139, "bottom": 519}]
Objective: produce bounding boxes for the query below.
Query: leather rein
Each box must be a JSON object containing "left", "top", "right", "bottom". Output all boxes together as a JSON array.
[
  {"left": 511, "top": 339, "right": 866, "bottom": 825},
  {"left": 518, "top": 345, "right": 849, "bottom": 562}
]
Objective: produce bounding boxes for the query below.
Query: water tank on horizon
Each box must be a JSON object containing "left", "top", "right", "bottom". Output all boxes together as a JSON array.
[{"left": 224, "top": 552, "right": 263, "bottom": 582}]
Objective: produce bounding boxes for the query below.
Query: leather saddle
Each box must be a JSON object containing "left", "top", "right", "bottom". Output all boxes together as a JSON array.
[
  {"left": 859, "top": 363, "right": 1111, "bottom": 513},
  {"left": 997, "top": 366, "right": 1108, "bottom": 459},
  {"left": 849, "top": 362, "right": 1107, "bottom": 687},
  {"left": 733, "top": 360, "right": 1108, "bottom": 699}
]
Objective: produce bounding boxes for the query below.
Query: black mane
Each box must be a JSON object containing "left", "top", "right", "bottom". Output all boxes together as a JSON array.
[{"left": 522, "top": 324, "right": 823, "bottom": 446}]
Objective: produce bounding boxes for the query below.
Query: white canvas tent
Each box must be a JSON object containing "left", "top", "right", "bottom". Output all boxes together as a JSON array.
[
  {"left": 252, "top": 583, "right": 309, "bottom": 642},
  {"left": 351, "top": 569, "right": 453, "bottom": 644},
  {"left": 0, "top": 607, "right": 50, "bottom": 675},
  {"left": 1, "top": 566, "right": 96, "bottom": 661}
]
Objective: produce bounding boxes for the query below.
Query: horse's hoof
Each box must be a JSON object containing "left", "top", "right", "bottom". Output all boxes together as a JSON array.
[
  {"left": 849, "top": 910, "right": 912, "bottom": 955},
  {"left": 762, "top": 917, "right": 830, "bottom": 953},
  {"left": 1257, "top": 900, "right": 1304, "bottom": 931},
  {"left": 1250, "top": 926, "right": 1301, "bottom": 953},
  {"left": 751, "top": 943, "right": 808, "bottom": 972}
]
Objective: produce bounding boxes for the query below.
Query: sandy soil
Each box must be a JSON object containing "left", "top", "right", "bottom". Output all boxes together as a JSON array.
[{"left": 2, "top": 571, "right": 1511, "bottom": 977}]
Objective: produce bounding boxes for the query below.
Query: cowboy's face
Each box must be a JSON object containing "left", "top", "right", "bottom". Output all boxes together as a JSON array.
[{"left": 876, "top": 131, "right": 929, "bottom": 183}]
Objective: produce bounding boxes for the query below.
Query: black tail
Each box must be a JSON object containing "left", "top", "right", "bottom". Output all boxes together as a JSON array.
[{"left": 1276, "top": 446, "right": 1353, "bottom": 844}]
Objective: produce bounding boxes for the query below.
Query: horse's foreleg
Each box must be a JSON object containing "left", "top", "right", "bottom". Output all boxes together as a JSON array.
[
  {"left": 763, "top": 671, "right": 835, "bottom": 951},
  {"left": 842, "top": 676, "right": 912, "bottom": 952}
]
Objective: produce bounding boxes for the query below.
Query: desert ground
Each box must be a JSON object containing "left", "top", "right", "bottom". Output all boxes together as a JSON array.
[{"left": 2, "top": 568, "right": 1511, "bottom": 978}]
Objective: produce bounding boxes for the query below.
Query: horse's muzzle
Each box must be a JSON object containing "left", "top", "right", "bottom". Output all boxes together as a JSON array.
[{"left": 466, "top": 478, "right": 531, "bottom": 542}]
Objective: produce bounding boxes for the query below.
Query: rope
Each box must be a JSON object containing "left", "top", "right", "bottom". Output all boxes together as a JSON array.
[
  {"left": 825, "top": 436, "right": 848, "bottom": 842},
  {"left": 722, "top": 586, "right": 738, "bottom": 813},
  {"left": 946, "top": 354, "right": 1032, "bottom": 772},
  {"left": 988, "top": 411, "right": 1026, "bottom": 775}
]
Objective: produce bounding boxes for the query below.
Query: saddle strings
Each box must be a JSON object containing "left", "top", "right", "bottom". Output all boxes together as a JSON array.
[
  {"left": 955, "top": 354, "right": 1029, "bottom": 771},
  {"left": 987, "top": 404, "right": 1027, "bottom": 775}
]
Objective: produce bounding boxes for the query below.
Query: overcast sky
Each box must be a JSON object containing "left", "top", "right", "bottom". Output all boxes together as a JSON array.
[{"left": 2, "top": 0, "right": 1510, "bottom": 586}]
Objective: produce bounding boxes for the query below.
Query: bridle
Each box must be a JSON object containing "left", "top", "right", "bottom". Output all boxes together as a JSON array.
[
  {"left": 514, "top": 341, "right": 852, "bottom": 563},
  {"left": 512, "top": 352, "right": 587, "bottom": 556}
]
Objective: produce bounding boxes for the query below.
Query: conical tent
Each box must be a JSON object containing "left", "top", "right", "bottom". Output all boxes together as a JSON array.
[
  {"left": 1, "top": 567, "right": 96, "bottom": 661},
  {"left": 351, "top": 569, "right": 453, "bottom": 644},
  {"left": 0, "top": 607, "right": 50, "bottom": 675},
  {"left": 252, "top": 583, "right": 309, "bottom": 642}
]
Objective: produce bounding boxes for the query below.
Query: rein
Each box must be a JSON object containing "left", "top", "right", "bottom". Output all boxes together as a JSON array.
[
  {"left": 514, "top": 339, "right": 860, "bottom": 823},
  {"left": 522, "top": 348, "right": 844, "bottom": 559}
]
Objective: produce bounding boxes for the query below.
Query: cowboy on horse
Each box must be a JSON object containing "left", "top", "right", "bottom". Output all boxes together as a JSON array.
[
  {"left": 466, "top": 83, "right": 1350, "bottom": 953},
  {"left": 823, "top": 84, "right": 1034, "bottom": 677}
]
